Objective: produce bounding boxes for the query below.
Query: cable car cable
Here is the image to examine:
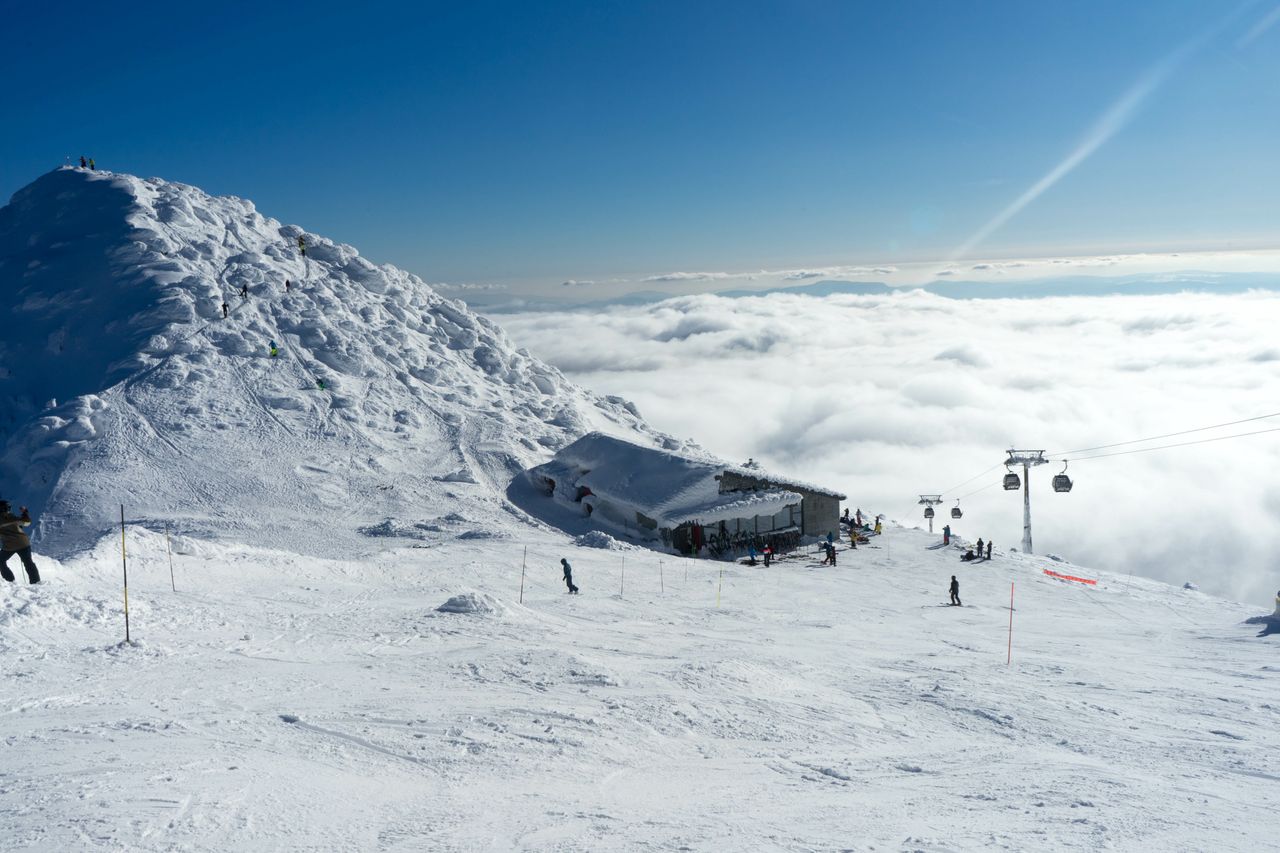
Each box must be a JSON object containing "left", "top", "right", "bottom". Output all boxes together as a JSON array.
[
  {"left": 1060, "top": 425, "right": 1280, "bottom": 462},
  {"left": 1049, "top": 410, "right": 1280, "bottom": 456}
]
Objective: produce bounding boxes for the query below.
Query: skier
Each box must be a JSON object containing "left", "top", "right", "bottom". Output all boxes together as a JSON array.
[
  {"left": 829, "top": 544, "right": 837, "bottom": 567},
  {"left": 269, "top": 340, "right": 279, "bottom": 358},
  {"left": 298, "top": 235, "right": 307, "bottom": 257},
  {"left": 748, "top": 544, "right": 757, "bottom": 565},
  {"left": 285, "top": 278, "right": 292, "bottom": 293},
  {"left": 976, "top": 537, "right": 984, "bottom": 557},
  {"left": 986, "top": 540, "right": 993, "bottom": 560},
  {"left": 763, "top": 544, "right": 773, "bottom": 568},
  {"left": 949, "top": 576, "right": 961, "bottom": 606},
  {"left": 316, "top": 377, "right": 326, "bottom": 391},
  {"left": 826, "top": 531, "right": 834, "bottom": 548},
  {"left": 874, "top": 518, "right": 882, "bottom": 535},
  {"left": 0, "top": 500, "right": 41, "bottom": 584},
  {"left": 560, "top": 558, "right": 578, "bottom": 594},
  {"left": 849, "top": 530, "right": 857, "bottom": 549},
  {"left": 943, "top": 524, "right": 951, "bottom": 546},
  {"left": 240, "top": 283, "right": 249, "bottom": 299},
  {"left": 856, "top": 508, "right": 863, "bottom": 528},
  {"left": 221, "top": 301, "right": 229, "bottom": 318}
]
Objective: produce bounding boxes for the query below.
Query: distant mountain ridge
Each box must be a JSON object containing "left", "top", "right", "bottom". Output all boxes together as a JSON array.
[{"left": 473, "top": 271, "right": 1280, "bottom": 313}]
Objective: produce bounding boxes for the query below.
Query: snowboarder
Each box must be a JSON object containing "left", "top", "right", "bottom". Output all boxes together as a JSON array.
[
  {"left": 943, "top": 524, "right": 951, "bottom": 546},
  {"left": 961, "top": 549, "right": 976, "bottom": 562},
  {"left": 316, "top": 378, "right": 326, "bottom": 391},
  {"left": 560, "top": 558, "right": 578, "bottom": 594},
  {"left": 949, "top": 576, "right": 961, "bottom": 606},
  {"left": 240, "top": 283, "right": 249, "bottom": 299},
  {"left": 285, "top": 278, "right": 292, "bottom": 293},
  {"left": 79, "top": 156, "right": 86, "bottom": 168},
  {"left": 986, "top": 540, "right": 993, "bottom": 560},
  {"left": 269, "top": 340, "right": 279, "bottom": 358},
  {"left": 0, "top": 500, "right": 41, "bottom": 584},
  {"left": 976, "top": 537, "right": 984, "bottom": 557},
  {"left": 763, "top": 544, "right": 773, "bottom": 568},
  {"left": 298, "top": 235, "right": 307, "bottom": 257},
  {"left": 221, "top": 301, "right": 229, "bottom": 318}
]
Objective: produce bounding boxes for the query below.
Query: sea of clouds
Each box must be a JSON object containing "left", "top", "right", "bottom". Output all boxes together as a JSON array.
[{"left": 501, "top": 288, "right": 1280, "bottom": 609}]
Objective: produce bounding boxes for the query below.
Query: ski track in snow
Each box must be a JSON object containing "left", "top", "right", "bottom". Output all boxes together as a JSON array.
[{"left": 2, "top": 526, "right": 1277, "bottom": 851}]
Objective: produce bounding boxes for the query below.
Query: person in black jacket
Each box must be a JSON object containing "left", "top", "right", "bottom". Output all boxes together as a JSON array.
[
  {"left": 949, "top": 575, "right": 961, "bottom": 606},
  {"left": 560, "top": 558, "right": 578, "bottom": 594}
]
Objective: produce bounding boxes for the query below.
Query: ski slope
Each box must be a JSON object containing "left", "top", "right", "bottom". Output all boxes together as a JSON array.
[{"left": 2, "top": 524, "right": 1275, "bottom": 851}]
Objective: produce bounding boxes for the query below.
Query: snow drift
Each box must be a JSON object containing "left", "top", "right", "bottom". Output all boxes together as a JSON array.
[{"left": 0, "top": 167, "right": 676, "bottom": 557}]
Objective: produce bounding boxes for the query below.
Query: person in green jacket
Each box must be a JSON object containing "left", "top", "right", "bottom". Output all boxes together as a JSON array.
[{"left": 0, "top": 500, "right": 40, "bottom": 584}]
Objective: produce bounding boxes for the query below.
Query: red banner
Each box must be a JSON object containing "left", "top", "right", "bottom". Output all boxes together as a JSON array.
[{"left": 1043, "top": 569, "right": 1097, "bottom": 585}]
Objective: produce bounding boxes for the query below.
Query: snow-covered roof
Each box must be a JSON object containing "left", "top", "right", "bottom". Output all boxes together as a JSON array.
[
  {"left": 531, "top": 432, "right": 803, "bottom": 528},
  {"left": 718, "top": 461, "right": 846, "bottom": 499}
]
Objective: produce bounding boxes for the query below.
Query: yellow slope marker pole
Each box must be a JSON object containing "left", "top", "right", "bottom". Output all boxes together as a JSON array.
[
  {"left": 519, "top": 546, "right": 527, "bottom": 604},
  {"left": 165, "top": 522, "right": 176, "bottom": 593},
  {"left": 120, "top": 505, "right": 131, "bottom": 644}
]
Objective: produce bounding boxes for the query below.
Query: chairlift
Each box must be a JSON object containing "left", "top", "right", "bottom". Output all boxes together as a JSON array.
[
  {"left": 1052, "top": 460, "right": 1073, "bottom": 493},
  {"left": 1002, "top": 465, "right": 1021, "bottom": 490},
  {"left": 923, "top": 506, "right": 935, "bottom": 519},
  {"left": 950, "top": 502, "right": 963, "bottom": 519}
]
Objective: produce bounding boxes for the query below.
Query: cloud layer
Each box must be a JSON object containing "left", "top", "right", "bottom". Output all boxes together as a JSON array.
[{"left": 502, "top": 290, "right": 1280, "bottom": 608}]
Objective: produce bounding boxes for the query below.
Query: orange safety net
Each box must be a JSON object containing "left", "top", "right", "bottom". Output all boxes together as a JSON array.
[{"left": 1043, "top": 569, "right": 1097, "bottom": 585}]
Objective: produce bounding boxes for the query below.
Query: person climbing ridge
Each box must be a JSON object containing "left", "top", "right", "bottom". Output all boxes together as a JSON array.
[
  {"left": 0, "top": 500, "right": 41, "bottom": 585},
  {"left": 986, "top": 540, "right": 993, "bottom": 560},
  {"left": 221, "top": 301, "right": 229, "bottom": 318},
  {"left": 949, "top": 575, "right": 961, "bottom": 606},
  {"left": 560, "top": 557, "right": 579, "bottom": 594},
  {"left": 240, "top": 283, "right": 249, "bottom": 299},
  {"left": 89, "top": 158, "right": 96, "bottom": 170},
  {"left": 285, "top": 278, "right": 292, "bottom": 293},
  {"left": 269, "top": 340, "right": 279, "bottom": 358},
  {"left": 298, "top": 235, "right": 307, "bottom": 257},
  {"left": 79, "top": 156, "right": 86, "bottom": 168}
]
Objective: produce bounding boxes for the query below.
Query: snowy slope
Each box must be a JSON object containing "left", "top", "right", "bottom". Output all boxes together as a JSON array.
[
  {"left": 1, "top": 523, "right": 1276, "bottom": 851},
  {"left": 0, "top": 167, "right": 677, "bottom": 557}
]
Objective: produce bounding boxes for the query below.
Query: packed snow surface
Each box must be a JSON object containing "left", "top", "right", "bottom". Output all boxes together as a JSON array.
[{"left": 2, "top": 525, "right": 1277, "bottom": 851}]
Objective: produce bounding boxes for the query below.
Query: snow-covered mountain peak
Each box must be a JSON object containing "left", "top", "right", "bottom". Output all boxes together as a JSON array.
[{"left": 0, "top": 167, "right": 675, "bottom": 556}]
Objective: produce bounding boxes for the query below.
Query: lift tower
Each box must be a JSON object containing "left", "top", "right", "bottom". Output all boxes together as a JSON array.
[
  {"left": 1004, "top": 450, "right": 1048, "bottom": 554},
  {"left": 918, "top": 495, "right": 943, "bottom": 533}
]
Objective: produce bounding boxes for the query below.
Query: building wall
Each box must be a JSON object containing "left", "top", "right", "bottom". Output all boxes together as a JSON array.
[{"left": 800, "top": 492, "right": 841, "bottom": 538}]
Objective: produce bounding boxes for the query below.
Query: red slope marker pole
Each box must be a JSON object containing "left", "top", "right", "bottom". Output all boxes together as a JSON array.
[{"left": 1007, "top": 582, "right": 1015, "bottom": 666}]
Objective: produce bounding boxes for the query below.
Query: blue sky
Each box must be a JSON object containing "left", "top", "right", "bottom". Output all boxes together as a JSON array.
[{"left": 5, "top": 1, "right": 1279, "bottom": 292}]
